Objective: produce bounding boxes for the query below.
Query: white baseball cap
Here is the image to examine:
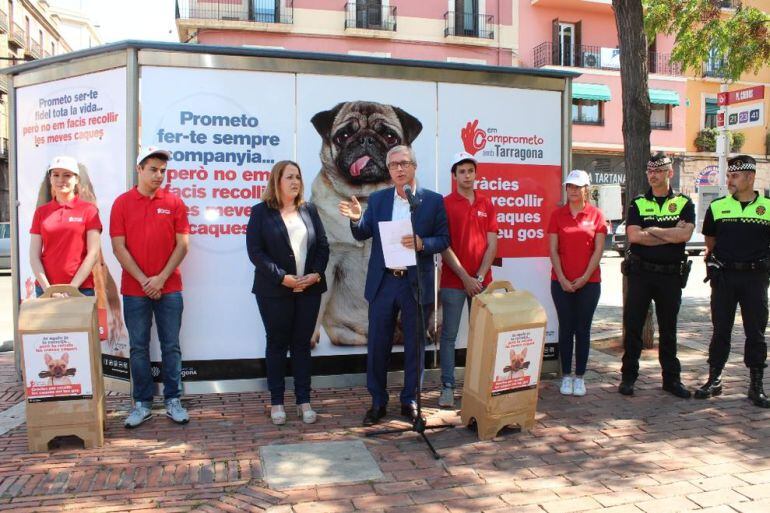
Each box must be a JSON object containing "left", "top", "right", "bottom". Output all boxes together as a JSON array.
[
  {"left": 451, "top": 151, "right": 478, "bottom": 169},
  {"left": 564, "top": 169, "right": 590, "bottom": 187},
  {"left": 48, "top": 155, "right": 79, "bottom": 175},
  {"left": 136, "top": 146, "right": 172, "bottom": 166}
]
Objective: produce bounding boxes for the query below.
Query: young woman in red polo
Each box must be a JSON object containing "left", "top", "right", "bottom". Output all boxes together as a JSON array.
[
  {"left": 547, "top": 170, "right": 606, "bottom": 397},
  {"left": 29, "top": 156, "right": 102, "bottom": 297}
]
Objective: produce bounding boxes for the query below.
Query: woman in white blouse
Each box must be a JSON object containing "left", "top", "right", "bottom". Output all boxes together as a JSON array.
[{"left": 246, "top": 161, "right": 329, "bottom": 425}]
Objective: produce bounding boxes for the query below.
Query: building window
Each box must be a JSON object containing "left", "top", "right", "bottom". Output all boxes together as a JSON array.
[
  {"left": 572, "top": 99, "right": 603, "bottom": 125},
  {"left": 356, "top": 0, "right": 381, "bottom": 28},
  {"left": 453, "top": 0, "right": 478, "bottom": 37},
  {"left": 704, "top": 98, "right": 718, "bottom": 129},
  {"left": 253, "top": 0, "right": 279, "bottom": 22},
  {"left": 651, "top": 104, "right": 672, "bottom": 130},
  {"left": 704, "top": 47, "right": 726, "bottom": 77}
]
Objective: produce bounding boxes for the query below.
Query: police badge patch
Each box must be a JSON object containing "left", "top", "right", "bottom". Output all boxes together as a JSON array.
[
  {"left": 668, "top": 203, "right": 677, "bottom": 213},
  {"left": 757, "top": 205, "right": 766, "bottom": 216}
]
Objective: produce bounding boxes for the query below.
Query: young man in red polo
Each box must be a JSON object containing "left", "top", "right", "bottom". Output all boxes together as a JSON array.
[
  {"left": 111, "top": 147, "right": 190, "bottom": 428},
  {"left": 438, "top": 152, "right": 498, "bottom": 408}
]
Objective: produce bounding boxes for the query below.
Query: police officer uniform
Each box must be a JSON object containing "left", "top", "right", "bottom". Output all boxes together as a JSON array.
[
  {"left": 619, "top": 154, "right": 693, "bottom": 398},
  {"left": 695, "top": 155, "right": 770, "bottom": 408}
]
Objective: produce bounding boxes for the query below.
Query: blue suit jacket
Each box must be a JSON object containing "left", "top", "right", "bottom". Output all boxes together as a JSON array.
[
  {"left": 351, "top": 186, "right": 449, "bottom": 305},
  {"left": 246, "top": 201, "right": 329, "bottom": 297}
]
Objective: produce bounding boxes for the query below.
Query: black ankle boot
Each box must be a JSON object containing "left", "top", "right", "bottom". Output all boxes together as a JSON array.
[
  {"left": 694, "top": 367, "right": 723, "bottom": 399},
  {"left": 748, "top": 367, "right": 770, "bottom": 408}
]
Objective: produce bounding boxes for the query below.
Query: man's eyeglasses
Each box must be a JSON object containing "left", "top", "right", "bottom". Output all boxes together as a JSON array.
[{"left": 387, "top": 160, "right": 415, "bottom": 170}]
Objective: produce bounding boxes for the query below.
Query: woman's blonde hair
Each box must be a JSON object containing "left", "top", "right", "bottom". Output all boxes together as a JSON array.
[{"left": 261, "top": 160, "right": 305, "bottom": 210}]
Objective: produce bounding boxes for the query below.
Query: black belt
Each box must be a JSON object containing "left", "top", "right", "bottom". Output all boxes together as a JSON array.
[
  {"left": 385, "top": 268, "right": 407, "bottom": 278},
  {"left": 722, "top": 260, "right": 769, "bottom": 271},
  {"left": 627, "top": 255, "right": 681, "bottom": 274}
]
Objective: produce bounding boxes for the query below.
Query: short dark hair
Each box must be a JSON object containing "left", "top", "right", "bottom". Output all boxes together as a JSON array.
[
  {"left": 138, "top": 152, "right": 170, "bottom": 169},
  {"left": 451, "top": 159, "right": 476, "bottom": 175}
]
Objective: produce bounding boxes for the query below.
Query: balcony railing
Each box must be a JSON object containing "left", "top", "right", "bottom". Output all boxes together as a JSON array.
[
  {"left": 719, "top": 0, "right": 736, "bottom": 8},
  {"left": 444, "top": 11, "right": 494, "bottom": 39},
  {"left": 533, "top": 41, "right": 682, "bottom": 76},
  {"left": 0, "top": 10, "right": 8, "bottom": 34},
  {"left": 344, "top": 3, "right": 396, "bottom": 31},
  {"left": 10, "top": 22, "right": 24, "bottom": 48},
  {"left": 175, "top": 0, "right": 294, "bottom": 24},
  {"left": 0, "top": 74, "right": 7, "bottom": 94},
  {"left": 26, "top": 40, "right": 42, "bottom": 59},
  {"left": 650, "top": 120, "right": 673, "bottom": 130},
  {"left": 703, "top": 62, "right": 727, "bottom": 78}
]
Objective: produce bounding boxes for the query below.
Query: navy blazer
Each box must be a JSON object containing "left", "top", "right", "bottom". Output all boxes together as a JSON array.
[
  {"left": 246, "top": 201, "right": 329, "bottom": 297},
  {"left": 351, "top": 186, "right": 449, "bottom": 305}
]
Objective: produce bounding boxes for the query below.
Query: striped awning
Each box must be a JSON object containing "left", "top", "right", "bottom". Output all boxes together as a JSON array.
[
  {"left": 649, "top": 88, "right": 680, "bottom": 106},
  {"left": 572, "top": 83, "right": 612, "bottom": 102}
]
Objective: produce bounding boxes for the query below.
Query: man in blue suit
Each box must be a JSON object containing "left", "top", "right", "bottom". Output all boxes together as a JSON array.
[{"left": 339, "top": 145, "right": 449, "bottom": 426}]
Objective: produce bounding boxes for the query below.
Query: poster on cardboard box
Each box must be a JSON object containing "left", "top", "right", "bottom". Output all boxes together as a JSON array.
[
  {"left": 491, "top": 326, "right": 545, "bottom": 396},
  {"left": 22, "top": 332, "right": 93, "bottom": 402}
]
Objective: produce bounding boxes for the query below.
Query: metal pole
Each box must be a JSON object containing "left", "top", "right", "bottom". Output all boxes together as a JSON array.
[{"left": 717, "top": 82, "right": 729, "bottom": 186}]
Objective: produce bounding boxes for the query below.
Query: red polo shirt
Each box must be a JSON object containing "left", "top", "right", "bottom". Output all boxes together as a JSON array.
[
  {"left": 30, "top": 196, "right": 102, "bottom": 289},
  {"left": 547, "top": 203, "right": 607, "bottom": 282},
  {"left": 440, "top": 191, "right": 499, "bottom": 289},
  {"left": 110, "top": 187, "right": 190, "bottom": 296}
]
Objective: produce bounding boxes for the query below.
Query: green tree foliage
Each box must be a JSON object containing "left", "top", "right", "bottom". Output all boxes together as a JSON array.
[{"left": 645, "top": 0, "right": 770, "bottom": 81}]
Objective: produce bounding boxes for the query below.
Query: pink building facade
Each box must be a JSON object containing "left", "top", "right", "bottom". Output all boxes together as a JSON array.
[
  {"left": 520, "top": 0, "right": 687, "bottom": 194},
  {"left": 177, "top": 1, "right": 517, "bottom": 66}
]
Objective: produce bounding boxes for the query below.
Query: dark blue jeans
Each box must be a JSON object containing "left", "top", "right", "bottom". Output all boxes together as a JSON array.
[
  {"left": 550, "top": 281, "right": 601, "bottom": 376},
  {"left": 123, "top": 292, "right": 184, "bottom": 403},
  {"left": 256, "top": 293, "right": 321, "bottom": 406},
  {"left": 35, "top": 286, "right": 94, "bottom": 297}
]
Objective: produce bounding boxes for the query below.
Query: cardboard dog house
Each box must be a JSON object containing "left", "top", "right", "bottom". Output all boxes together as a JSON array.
[
  {"left": 461, "top": 281, "right": 547, "bottom": 441},
  {"left": 17, "top": 285, "right": 105, "bottom": 451}
]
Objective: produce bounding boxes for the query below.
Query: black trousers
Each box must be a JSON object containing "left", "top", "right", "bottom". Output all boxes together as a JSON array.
[
  {"left": 708, "top": 269, "right": 769, "bottom": 369},
  {"left": 621, "top": 270, "right": 682, "bottom": 383}
]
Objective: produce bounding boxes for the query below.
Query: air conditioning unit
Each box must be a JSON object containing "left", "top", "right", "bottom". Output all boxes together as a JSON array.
[{"left": 582, "top": 51, "right": 600, "bottom": 68}]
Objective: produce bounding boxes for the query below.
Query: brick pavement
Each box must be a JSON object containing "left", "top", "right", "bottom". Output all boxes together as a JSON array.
[{"left": 0, "top": 315, "right": 769, "bottom": 512}]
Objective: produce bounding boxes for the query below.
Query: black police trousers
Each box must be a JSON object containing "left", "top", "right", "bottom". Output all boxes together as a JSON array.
[
  {"left": 708, "top": 269, "right": 769, "bottom": 369},
  {"left": 621, "top": 270, "right": 682, "bottom": 383}
]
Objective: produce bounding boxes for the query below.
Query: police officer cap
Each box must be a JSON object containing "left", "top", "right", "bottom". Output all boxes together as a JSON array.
[
  {"left": 727, "top": 155, "right": 756, "bottom": 173},
  {"left": 647, "top": 151, "right": 672, "bottom": 170}
]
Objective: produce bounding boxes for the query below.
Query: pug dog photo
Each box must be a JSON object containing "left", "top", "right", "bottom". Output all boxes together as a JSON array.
[{"left": 310, "top": 101, "right": 423, "bottom": 346}]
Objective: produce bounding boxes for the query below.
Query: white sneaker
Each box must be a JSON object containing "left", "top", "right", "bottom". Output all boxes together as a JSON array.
[
  {"left": 573, "top": 377, "right": 586, "bottom": 396},
  {"left": 560, "top": 376, "right": 574, "bottom": 395}
]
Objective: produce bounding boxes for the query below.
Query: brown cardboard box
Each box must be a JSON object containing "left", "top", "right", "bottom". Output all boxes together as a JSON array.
[
  {"left": 460, "top": 281, "right": 547, "bottom": 440},
  {"left": 18, "top": 285, "right": 105, "bottom": 451}
]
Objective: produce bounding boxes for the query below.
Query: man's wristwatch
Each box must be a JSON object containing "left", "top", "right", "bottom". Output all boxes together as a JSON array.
[{"left": 476, "top": 274, "right": 484, "bottom": 283}]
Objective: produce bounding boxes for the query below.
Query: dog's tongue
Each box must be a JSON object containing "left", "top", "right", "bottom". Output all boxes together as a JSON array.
[{"left": 349, "top": 156, "right": 371, "bottom": 177}]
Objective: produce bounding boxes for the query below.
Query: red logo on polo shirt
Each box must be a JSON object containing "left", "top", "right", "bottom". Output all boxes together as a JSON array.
[
  {"left": 67, "top": 216, "right": 83, "bottom": 222},
  {"left": 157, "top": 208, "right": 171, "bottom": 215},
  {"left": 477, "top": 210, "right": 488, "bottom": 218}
]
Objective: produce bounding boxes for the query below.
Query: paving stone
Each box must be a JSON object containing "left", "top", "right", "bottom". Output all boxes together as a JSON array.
[{"left": 260, "top": 440, "right": 383, "bottom": 490}]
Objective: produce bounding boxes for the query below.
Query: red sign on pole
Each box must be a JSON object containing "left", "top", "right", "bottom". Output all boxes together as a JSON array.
[{"left": 717, "top": 86, "right": 765, "bottom": 106}]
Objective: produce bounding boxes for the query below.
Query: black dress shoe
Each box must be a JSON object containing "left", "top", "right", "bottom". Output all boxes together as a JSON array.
[
  {"left": 362, "top": 406, "right": 386, "bottom": 426},
  {"left": 618, "top": 380, "right": 635, "bottom": 396},
  {"left": 400, "top": 402, "right": 419, "bottom": 420},
  {"left": 663, "top": 381, "right": 692, "bottom": 399}
]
